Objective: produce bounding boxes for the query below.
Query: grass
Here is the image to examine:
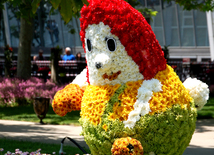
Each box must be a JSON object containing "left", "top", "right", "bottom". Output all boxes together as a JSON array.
[
  {"left": 0, "top": 104, "right": 81, "bottom": 125},
  {"left": 0, "top": 138, "right": 90, "bottom": 155},
  {"left": 197, "top": 96, "right": 214, "bottom": 119},
  {"left": 0, "top": 96, "right": 213, "bottom": 155},
  {"left": 0, "top": 97, "right": 214, "bottom": 125}
]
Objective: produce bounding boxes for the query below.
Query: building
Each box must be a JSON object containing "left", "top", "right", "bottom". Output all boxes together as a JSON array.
[{"left": 0, "top": 0, "right": 212, "bottom": 62}]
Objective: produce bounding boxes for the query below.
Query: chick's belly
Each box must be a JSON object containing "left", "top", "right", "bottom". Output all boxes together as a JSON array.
[{"left": 79, "top": 102, "right": 197, "bottom": 155}]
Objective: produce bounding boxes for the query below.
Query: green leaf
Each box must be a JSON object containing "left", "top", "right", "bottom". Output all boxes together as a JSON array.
[
  {"left": 49, "top": 6, "right": 56, "bottom": 15},
  {"left": 72, "top": 0, "right": 83, "bottom": 13},
  {"left": 31, "top": 0, "right": 42, "bottom": 14},
  {"left": 50, "top": 0, "right": 62, "bottom": 10},
  {"left": 81, "top": 0, "right": 89, "bottom": 5},
  {"left": 58, "top": 0, "right": 73, "bottom": 23}
]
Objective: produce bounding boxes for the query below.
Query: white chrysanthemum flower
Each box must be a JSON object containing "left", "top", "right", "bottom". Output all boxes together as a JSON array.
[
  {"left": 72, "top": 68, "right": 88, "bottom": 88},
  {"left": 140, "top": 103, "right": 151, "bottom": 116},
  {"left": 137, "top": 88, "right": 153, "bottom": 102},
  {"left": 85, "top": 22, "right": 143, "bottom": 86},
  {"left": 124, "top": 79, "right": 162, "bottom": 128},
  {"left": 183, "top": 77, "right": 209, "bottom": 110},
  {"left": 128, "top": 109, "right": 141, "bottom": 121},
  {"left": 142, "top": 79, "right": 162, "bottom": 92},
  {"left": 123, "top": 119, "right": 136, "bottom": 128}
]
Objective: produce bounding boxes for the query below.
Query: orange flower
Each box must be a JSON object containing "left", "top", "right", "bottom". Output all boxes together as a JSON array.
[
  {"left": 52, "top": 84, "right": 84, "bottom": 116},
  {"left": 111, "top": 137, "right": 144, "bottom": 155}
]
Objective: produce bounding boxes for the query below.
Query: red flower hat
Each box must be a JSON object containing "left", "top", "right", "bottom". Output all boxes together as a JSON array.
[{"left": 80, "top": 0, "right": 166, "bottom": 81}]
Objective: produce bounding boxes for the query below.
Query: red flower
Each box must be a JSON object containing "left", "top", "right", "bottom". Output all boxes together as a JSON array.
[
  {"left": 80, "top": 0, "right": 167, "bottom": 80},
  {"left": 9, "top": 47, "right": 13, "bottom": 52}
]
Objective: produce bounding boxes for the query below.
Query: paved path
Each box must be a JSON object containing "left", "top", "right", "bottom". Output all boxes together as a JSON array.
[
  {"left": 183, "top": 119, "right": 214, "bottom": 155},
  {"left": 0, "top": 119, "right": 214, "bottom": 155}
]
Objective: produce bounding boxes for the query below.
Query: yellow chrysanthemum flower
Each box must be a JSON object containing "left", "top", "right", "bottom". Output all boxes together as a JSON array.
[
  {"left": 149, "top": 65, "right": 193, "bottom": 115},
  {"left": 108, "top": 80, "right": 143, "bottom": 121},
  {"left": 102, "top": 124, "right": 108, "bottom": 131},
  {"left": 81, "top": 84, "right": 120, "bottom": 125}
]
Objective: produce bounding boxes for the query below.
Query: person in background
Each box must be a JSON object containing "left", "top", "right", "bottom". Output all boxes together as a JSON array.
[
  {"left": 33, "top": 49, "right": 49, "bottom": 83},
  {"left": 76, "top": 52, "right": 84, "bottom": 61},
  {"left": 52, "top": 20, "right": 59, "bottom": 43},
  {"left": 46, "top": 20, "right": 54, "bottom": 46},
  {"left": 34, "top": 49, "right": 46, "bottom": 60},
  {"left": 75, "top": 52, "right": 86, "bottom": 74},
  {"left": 62, "top": 47, "right": 75, "bottom": 61}
]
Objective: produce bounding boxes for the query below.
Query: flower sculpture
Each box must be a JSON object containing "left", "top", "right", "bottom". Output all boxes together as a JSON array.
[{"left": 52, "top": 0, "right": 209, "bottom": 154}]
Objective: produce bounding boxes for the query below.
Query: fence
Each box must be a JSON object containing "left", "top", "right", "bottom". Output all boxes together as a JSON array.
[
  {"left": 0, "top": 60, "right": 213, "bottom": 85},
  {"left": 0, "top": 60, "right": 87, "bottom": 83},
  {"left": 168, "top": 61, "right": 214, "bottom": 85}
]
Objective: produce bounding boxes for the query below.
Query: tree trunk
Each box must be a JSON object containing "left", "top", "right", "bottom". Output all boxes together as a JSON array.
[{"left": 17, "top": 17, "right": 34, "bottom": 80}]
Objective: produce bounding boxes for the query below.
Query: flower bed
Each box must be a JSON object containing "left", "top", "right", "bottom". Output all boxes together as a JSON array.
[{"left": 0, "top": 77, "right": 66, "bottom": 106}]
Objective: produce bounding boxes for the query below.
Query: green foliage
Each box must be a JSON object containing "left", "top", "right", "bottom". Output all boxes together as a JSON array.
[
  {"left": 49, "top": 0, "right": 61, "bottom": 10},
  {"left": 32, "top": 0, "right": 42, "bottom": 14},
  {"left": 0, "top": 0, "right": 7, "bottom": 10},
  {"left": 58, "top": 0, "right": 74, "bottom": 23},
  {"left": 162, "top": 45, "right": 170, "bottom": 61},
  {"left": 2, "top": 0, "right": 214, "bottom": 25},
  {"left": 197, "top": 96, "right": 214, "bottom": 119},
  {"left": 0, "top": 104, "right": 81, "bottom": 125},
  {"left": 137, "top": 8, "right": 158, "bottom": 19},
  {"left": 125, "top": 0, "right": 140, "bottom": 7},
  {"left": 49, "top": 0, "right": 88, "bottom": 23},
  {"left": 10, "top": 0, "right": 35, "bottom": 20},
  {"left": 166, "top": 0, "right": 214, "bottom": 11}
]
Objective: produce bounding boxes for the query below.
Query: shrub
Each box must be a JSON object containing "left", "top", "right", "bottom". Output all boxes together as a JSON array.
[{"left": 0, "top": 77, "right": 66, "bottom": 106}]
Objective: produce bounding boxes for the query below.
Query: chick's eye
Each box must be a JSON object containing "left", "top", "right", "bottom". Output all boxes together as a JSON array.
[
  {"left": 86, "top": 39, "right": 92, "bottom": 52},
  {"left": 106, "top": 38, "right": 116, "bottom": 52}
]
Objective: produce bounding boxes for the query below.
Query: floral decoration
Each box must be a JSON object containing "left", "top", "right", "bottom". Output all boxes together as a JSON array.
[
  {"left": 111, "top": 137, "right": 144, "bottom": 155},
  {"left": 52, "top": 84, "right": 84, "bottom": 117},
  {"left": 81, "top": 84, "right": 120, "bottom": 125},
  {"left": 51, "top": 0, "right": 209, "bottom": 155},
  {"left": 80, "top": 0, "right": 166, "bottom": 82},
  {"left": 183, "top": 77, "right": 209, "bottom": 110},
  {"left": 150, "top": 65, "right": 193, "bottom": 114},
  {"left": 84, "top": 22, "right": 143, "bottom": 86},
  {"left": 72, "top": 68, "right": 88, "bottom": 88}
]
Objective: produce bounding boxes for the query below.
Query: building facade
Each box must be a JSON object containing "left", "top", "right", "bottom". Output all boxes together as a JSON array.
[{"left": 0, "top": 0, "right": 211, "bottom": 62}]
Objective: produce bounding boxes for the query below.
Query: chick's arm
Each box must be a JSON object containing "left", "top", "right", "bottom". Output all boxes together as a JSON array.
[{"left": 52, "top": 69, "right": 88, "bottom": 116}]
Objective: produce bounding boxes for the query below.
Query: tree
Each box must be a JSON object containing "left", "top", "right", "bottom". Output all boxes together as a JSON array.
[
  {"left": 1, "top": 0, "right": 88, "bottom": 80},
  {"left": 1, "top": 0, "right": 214, "bottom": 80},
  {"left": 167, "top": 0, "right": 214, "bottom": 11}
]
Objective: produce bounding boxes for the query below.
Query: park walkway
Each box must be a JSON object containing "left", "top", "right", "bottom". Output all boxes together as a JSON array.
[{"left": 0, "top": 119, "right": 213, "bottom": 155}]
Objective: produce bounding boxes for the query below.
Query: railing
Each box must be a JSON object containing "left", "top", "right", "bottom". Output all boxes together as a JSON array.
[
  {"left": 0, "top": 60, "right": 86, "bottom": 83},
  {"left": 0, "top": 60, "right": 213, "bottom": 85},
  {"left": 32, "top": 60, "right": 86, "bottom": 76},
  {"left": 168, "top": 61, "right": 214, "bottom": 85}
]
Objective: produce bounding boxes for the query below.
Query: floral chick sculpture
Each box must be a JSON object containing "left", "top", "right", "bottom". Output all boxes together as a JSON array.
[{"left": 52, "top": 0, "right": 209, "bottom": 155}]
